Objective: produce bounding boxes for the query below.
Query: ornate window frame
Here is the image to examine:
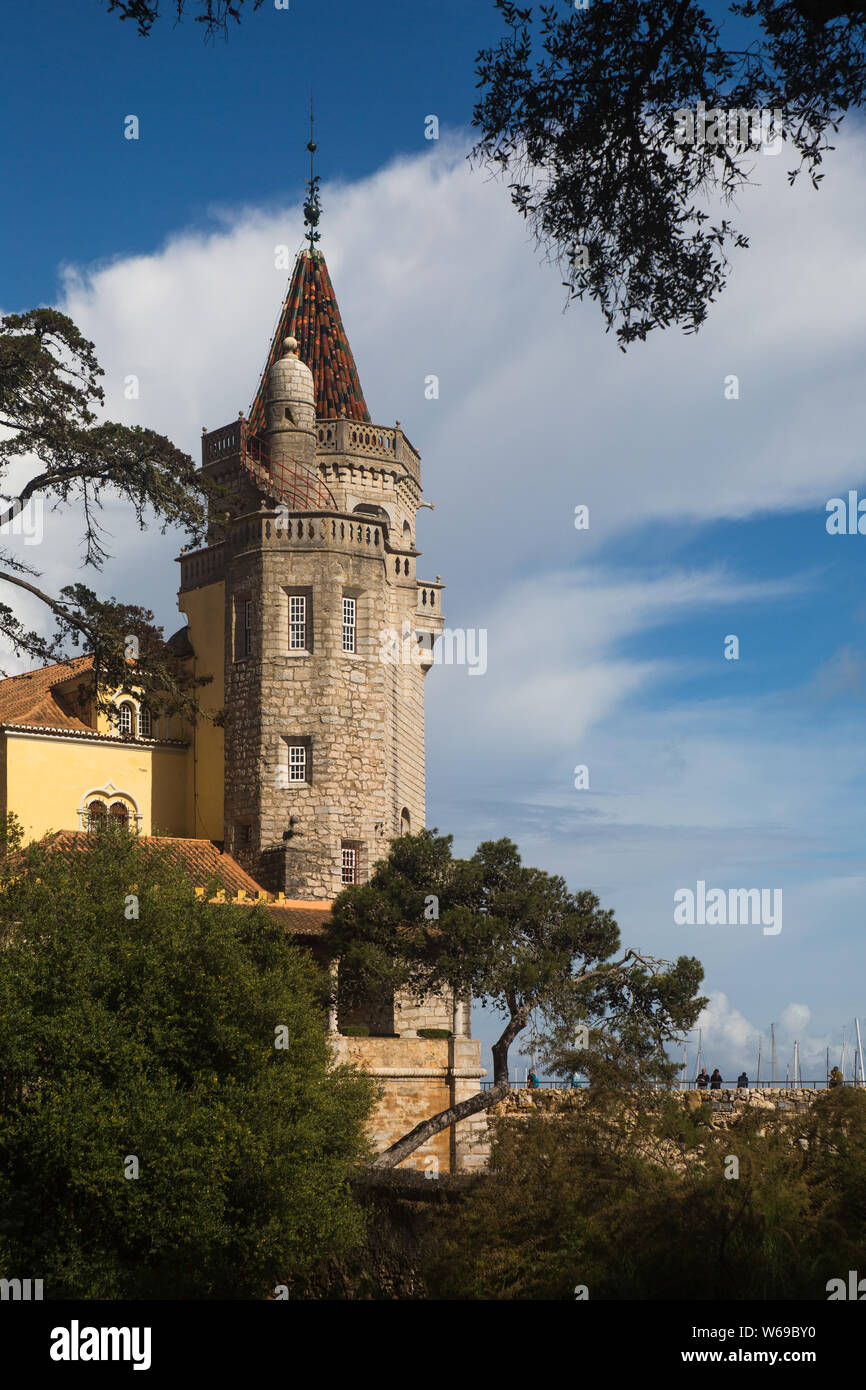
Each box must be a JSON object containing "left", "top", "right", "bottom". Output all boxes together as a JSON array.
[{"left": 77, "top": 782, "right": 142, "bottom": 833}]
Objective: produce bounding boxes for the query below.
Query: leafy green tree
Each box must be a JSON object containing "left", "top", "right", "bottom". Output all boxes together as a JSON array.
[
  {"left": 0, "top": 826, "right": 377, "bottom": 1298},
  {"left": 325, "top": 830, "right": 705, "bottom": 1170},
  {"left": 473, "top": 0, "right": 866, "bottom": 347},
  {"left": 0, "top": 810, "right": 23, "bottom": 858},
  {"left": 0, "top": 308, "right": 213, "bottom": 718}
]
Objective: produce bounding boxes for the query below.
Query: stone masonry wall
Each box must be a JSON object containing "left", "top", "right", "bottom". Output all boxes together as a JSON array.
[
  {"left": 222, "top": 509, "right": 427, "bottom": 896},
  {"left": 331, "top": 1035, "right": 486, "bottom": 1174},
  {"left": 394, "top": 991, "right": 454, "bottom": 1036}
]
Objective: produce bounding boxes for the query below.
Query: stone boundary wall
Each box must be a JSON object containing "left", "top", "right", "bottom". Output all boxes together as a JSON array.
[{"left": 490, "top": 1087, "right": 835, "bottom": 1127}]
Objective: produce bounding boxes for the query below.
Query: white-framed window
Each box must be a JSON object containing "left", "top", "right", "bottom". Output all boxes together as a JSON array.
[
  {"left": 87, "top": 799, "right": 107, "bottom": 831},
  {"left": 288, "top": 744, "right": 307, "bottom": 783},
  {"left": 342, "top": 597, "right": 356, "bottom": 653},
  {"left": 341, "top": 844, "right": 358, "bottom": 885},
  {"left": 137, "top": 706, "right": 152, "bottom": 738},
  {"left": 289, "top": 594, "right": 306, "bottom": 650},
  {"left": 244, "top": 599, "right": 253, "bottom": 657},
  {"left": 117, "top": 701, "right": 135, "bottom": 736}
]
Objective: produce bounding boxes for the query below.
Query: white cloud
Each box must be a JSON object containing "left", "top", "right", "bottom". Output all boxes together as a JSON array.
[
  {"left": 693, "top": 992, "right": 837, "bottom": 1083},
  {"left": 696, "top": 991, "right": 757, "bottom": 1061},
  {"left": 430, "top": 562, "right": 805, "bottom": 758},
  {"left": 780, "top": 1002, "right": 812, "bottom": 1037},
  {"left": 51, "top": 127, "right": 866, "bottom": 565}
]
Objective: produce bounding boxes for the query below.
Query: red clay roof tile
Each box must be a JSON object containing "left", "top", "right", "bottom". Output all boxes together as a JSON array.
[
  {"left": 37, "top": 831, "right": 332, "bottom": 935},
  {"left": 248, "top": 247, "right": 371, "bottom": 432},
  {"left": 0, "top": 656, "right": 94, "bottom": 731}
]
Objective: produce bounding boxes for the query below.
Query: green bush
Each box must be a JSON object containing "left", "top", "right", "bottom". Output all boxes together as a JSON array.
[
  {"left": 0, "top": 826, "right": 378, "bottom": 1299},
  {"left": 422, "top": 1088, "right": 866, "bottom": 1300}
]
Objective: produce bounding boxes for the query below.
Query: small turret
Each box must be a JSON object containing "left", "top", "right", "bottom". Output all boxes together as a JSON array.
[{"left": 265, "top": 335, "right": 316, "bottom": 470}]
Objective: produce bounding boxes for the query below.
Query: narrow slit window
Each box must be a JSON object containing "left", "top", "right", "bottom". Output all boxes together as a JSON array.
[
  {"left": 342, "top": 597, "right": 356, "bottom": 653},
  {"left": 341, "top": 845, "right": 358, "bottom": 885},
  {"left": 288, "top": 744, "right": 307, "bottom": 783},
  {"left": 244, "top": 599, "right": 253, "bottom": 657},
  {"left": 289, "top": 594, "right": 306, "bottom": 650}
]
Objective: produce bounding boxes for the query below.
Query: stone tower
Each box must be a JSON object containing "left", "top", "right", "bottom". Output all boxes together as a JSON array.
[
  {"left": 178, "top": 243, "right": 486, "bottom": 1171},
  {"left": 193, "top": 248, "right": 444, "bottom": 902}
]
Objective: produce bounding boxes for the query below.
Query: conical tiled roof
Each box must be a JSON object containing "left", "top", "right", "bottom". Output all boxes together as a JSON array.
[{"left": 248, "top": 248, "right": 370, "bottom": 433}]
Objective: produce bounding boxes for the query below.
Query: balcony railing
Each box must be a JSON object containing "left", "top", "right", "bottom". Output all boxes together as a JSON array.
[{"left": 202, "top": 417, "right": 337, "bottom": 512}]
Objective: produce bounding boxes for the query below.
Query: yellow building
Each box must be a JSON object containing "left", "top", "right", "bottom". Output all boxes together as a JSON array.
[{"left": 0, "top": 654, "right": 190, "bottom": 840}]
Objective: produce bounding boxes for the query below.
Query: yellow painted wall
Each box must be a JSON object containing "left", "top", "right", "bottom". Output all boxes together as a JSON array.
[
  {"left": 149, "top": 745, "right": 190, "bottom": 836},
  {"left": 0, "top": 580, "right": 226, "bottom": 845},
  {"left": 177, "top": 580, "right": 225, "bottom": 842},
  {"left": 2, "top": 731, "right": 189, "bottom": 842},
  {"left": 93, "top": 687, "right": 159, "bottom": 739}
]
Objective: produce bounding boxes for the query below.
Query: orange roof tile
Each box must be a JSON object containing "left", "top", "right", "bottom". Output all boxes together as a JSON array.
[
  {"left": 0, "top": 655, "right": 94, "bottom": 731},
  {"left": 36, "top": 832, "right": 332, "bottom": 936},
  {"left": 42, "top": 830, "right": 261, "bottom": 895},
  {"left": 263, "top": 901, "right": 333, "bottom": 935}
]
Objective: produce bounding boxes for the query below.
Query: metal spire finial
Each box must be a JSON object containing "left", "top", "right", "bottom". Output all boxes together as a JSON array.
[{"left": 303, "top": 93, "right": 321, "bottom": 252}]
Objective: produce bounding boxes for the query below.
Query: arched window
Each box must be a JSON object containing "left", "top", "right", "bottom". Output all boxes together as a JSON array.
[
  {"left": 402, "top": 520, "right": 411, "bottom": 540},
  {"left": 117, "top": 701, "right": 135, "bottom": 736},
  {"left": 137, "top": 706, "right": 152, "bottom": 738},
  {"left": 353, "top": 503, "right": 389, "bottom": 522},
  {"left": 78, "top": 785, "right": 141, "bottom": 835},
  {"left": 400, "top": 808, "right": 411, "bottom": 836}
]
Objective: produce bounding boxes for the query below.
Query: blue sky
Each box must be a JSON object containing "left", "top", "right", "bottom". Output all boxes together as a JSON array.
[
  {"left": 4, "top": 0, "right": 866, "bottom": 1086},
  {"left": 3, "top": 0, "right": 494, "bottom": 305}
]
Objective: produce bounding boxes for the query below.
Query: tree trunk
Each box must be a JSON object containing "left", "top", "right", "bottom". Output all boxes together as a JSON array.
[
  {"left": 368, "top": 1007, "right": 527, "bottom": 1171},
  {"left": 367, "top": 1079, "right": 510, "bottom": 1170}
]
